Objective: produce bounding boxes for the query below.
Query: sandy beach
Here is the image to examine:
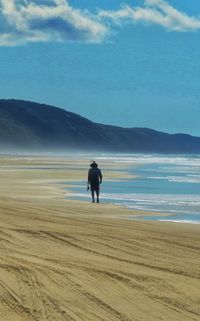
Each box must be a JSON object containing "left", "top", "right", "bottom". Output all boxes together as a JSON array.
[{"left": 0, "top": 155, "right": 200, "bottom": 321}]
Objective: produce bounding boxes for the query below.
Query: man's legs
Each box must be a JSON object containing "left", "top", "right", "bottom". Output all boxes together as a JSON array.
[
  {"left": 95, "top": 186, "right": 100, "bottom": 203},
  {"left": 91, "top": 191, "right": 95, "bottom": 203},
  {"left": 91, "top": 185, "right": 95, "bottom": 203},
  {"left": 91, "top": 184, "right": 100, "bottom": 203}
]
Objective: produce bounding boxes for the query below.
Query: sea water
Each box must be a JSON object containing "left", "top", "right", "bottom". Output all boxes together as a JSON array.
[{"left": 66, "top": 154, "right": 200, "bottom": 223}]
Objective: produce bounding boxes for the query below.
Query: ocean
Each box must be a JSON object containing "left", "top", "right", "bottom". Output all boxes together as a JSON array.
[{"left": 66, "top": 154, "right": 200, "bottom": 224}]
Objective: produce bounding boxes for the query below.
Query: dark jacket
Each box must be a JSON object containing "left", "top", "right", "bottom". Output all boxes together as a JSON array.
[{"left": 88, "top": 167, "right": 102, "bottom": 186}]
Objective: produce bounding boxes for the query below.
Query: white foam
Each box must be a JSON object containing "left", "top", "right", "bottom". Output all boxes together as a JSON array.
[
  {"left": 96, "top": 154, "right": 200, "bottom": 168},
  {"left": 68, "top": 191, "right": 200, "bottom": 202},
  {"left": 149, "top": 175, "right": 200, "bottom": 183},
  {"left": 159, "top": 219, "right": 200, "bottom": 224}
]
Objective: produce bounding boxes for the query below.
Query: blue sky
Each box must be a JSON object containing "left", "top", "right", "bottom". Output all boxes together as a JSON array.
[{"left": 0, "top": 0, "right": 200, "bottom": 136}]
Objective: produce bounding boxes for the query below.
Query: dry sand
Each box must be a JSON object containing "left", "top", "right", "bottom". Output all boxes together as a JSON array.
[{"left": 0, "top": 155, "right": 200, "bottom": 321}]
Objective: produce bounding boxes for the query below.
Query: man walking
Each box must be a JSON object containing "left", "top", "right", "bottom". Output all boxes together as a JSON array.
[{"left": 87, "top": 161, "right": 102, "bottom": 203}]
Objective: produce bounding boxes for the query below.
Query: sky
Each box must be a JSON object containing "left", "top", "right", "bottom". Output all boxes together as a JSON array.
[{"left": 0, "top": 0, "right": 200, "bottom": 136}]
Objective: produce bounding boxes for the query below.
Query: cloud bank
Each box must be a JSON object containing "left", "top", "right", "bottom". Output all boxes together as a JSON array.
[
  {"left": 100, "top": 0, "right": 200, "bottom": 32},
  {"left": 0, "top": 0, "right": 107, "bottom": 45},
  {"left": 0, "top": 0, "right": 200, "bottom": 46}
]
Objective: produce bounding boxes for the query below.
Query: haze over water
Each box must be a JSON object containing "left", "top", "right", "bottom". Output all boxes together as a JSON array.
[{"left": 67, "top": 154, "right": 200, "bottom": 224}]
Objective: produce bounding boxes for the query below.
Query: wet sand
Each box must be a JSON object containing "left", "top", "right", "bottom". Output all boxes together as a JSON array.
[{"left": 0, "top": 155, "right": 200, "bottom": 321}]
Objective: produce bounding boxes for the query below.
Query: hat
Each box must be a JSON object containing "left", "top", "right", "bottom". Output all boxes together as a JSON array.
[{"left": 90, "top": 161, "right": 98, "bottom": 167}]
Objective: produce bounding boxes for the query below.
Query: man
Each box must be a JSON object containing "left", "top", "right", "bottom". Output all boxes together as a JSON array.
[{"left": 87, "top": 161, "right": 102, "bottom": 203}]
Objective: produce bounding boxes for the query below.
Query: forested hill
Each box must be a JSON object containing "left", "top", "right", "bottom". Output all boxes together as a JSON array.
[{"left": 0, "top": 99, "right": 199, "bottom": 153}]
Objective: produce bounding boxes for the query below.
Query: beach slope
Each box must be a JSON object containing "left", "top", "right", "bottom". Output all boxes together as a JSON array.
[{"left": 0, "top": 156, "right": 200, "bottom": 321}]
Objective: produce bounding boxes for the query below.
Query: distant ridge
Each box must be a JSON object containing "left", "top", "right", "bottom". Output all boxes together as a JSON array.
[{"left": 0, "top": 99, "right": 200, "bottom": 153}]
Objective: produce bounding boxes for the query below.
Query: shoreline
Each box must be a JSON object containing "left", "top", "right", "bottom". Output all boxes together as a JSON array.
[
  {"left": 0, "top": 152, "right": 199, "bottom": 223},
  {"left": 0, "top": 154, "right": 199, "bottom": 224},
  {"left": 63, "top": 182, "right": 200, "bottom": 225}
]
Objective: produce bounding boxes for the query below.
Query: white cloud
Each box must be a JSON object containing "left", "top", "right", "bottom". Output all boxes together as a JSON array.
[
  {"left": 0, "top": 0, "right": 108, "bottom": 45},
  {"left": 100, "top": 0, "right": 200, "bottom": 32},
  {"left": 0, "top": 0, "right": 200, "bottom": 46}
]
